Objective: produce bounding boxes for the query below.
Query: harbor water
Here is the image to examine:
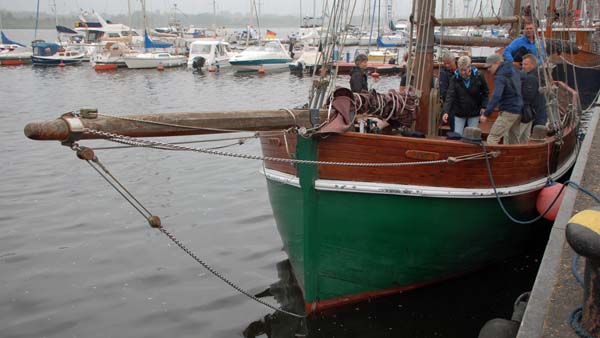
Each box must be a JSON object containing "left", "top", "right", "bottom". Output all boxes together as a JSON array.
[{"left": 1, "top": 29, "right": 552, "bottom": 338}]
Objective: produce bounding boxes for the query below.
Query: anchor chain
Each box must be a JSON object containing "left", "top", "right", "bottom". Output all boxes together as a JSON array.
[{"left": 68, "top": 143, "right": 304, "bottom": 319}]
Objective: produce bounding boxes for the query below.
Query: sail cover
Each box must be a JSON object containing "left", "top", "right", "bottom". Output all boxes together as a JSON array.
[
  {"left": 56, "top": 25, "right": 78, "bottom": 34},
  {"left": 144, "top": 31, "right": 173, "bottom": 49},
  {"left": 1, "top": 31, "right": 26, "bottom": 47}
]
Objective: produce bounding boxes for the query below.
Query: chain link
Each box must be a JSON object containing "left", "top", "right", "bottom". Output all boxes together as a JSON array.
[{"left": 69, "top": 143, "right": 305, "bottom": 318}]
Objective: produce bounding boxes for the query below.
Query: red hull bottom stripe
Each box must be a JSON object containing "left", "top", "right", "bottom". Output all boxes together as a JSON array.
[{"left": 305, "top": 271, "right": 468, "bottom": 314}]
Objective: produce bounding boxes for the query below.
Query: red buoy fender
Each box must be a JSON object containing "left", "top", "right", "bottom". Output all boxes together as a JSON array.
[{"left": 536, "top": 182, "right": 566, "bottom": 221}]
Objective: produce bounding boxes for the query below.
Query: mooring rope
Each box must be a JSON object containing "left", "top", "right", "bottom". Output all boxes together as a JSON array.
[
  {"left": 69, "top": 143, "right": 305, "bottom": 318},
  {"left": 85, "top": 128, "right": 498, "bottom": 167}
]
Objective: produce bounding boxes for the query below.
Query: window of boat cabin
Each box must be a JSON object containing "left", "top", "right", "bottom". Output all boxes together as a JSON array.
[
  {"left": 87, "top": 31, "right": 102, "bottom": 42},
  {"left": 191, "top": 44, "right": 211, "bottom": 54},
  {"left": 108, "top": 33, "right": 120, "bottom": 38}
]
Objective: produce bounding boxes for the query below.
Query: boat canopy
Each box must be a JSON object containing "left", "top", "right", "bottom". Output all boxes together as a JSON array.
[{"left": 32, "top": 42, "right": 61, "bottom": 56}]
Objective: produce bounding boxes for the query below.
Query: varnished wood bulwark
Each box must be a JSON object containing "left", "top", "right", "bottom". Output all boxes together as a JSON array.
[
  {"left": 260, "top": 129, "right": 576, "bottom": 189},
  {"left": 260, "top": 79, "right": 579, "bottom": 189}
]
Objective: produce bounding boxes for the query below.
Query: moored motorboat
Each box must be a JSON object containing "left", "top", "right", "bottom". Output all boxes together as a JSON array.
[
  {"left": 187, "top": 40, "right": 234, "bottom": 71},
  {"left": 124, "top": 52, "right": 186, "bottom": 69},
  {"left": 31, "top": 42, "right": 84, "bottom": 66},
  {"left": 229, "top": 39, "right": 292, "bottom": 72}
]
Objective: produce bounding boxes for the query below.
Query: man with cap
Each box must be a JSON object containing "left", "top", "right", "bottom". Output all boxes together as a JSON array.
[
  {"left": 350, "top": 54, "right": 369, "bottom": 93},
  {"left": 480, "top": 53, "right": 526, "bottom": 144},
  {"left": 438, "top": 51, "right": 458, "bottom": 132}
]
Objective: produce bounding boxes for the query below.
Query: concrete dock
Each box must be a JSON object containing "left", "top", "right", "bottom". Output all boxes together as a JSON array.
[{"left": 517, "top": 96, "right": 600, "bottom": 338}]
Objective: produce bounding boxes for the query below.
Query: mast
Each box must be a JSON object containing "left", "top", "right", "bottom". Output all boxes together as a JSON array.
[
  {"left": 412, "top": 0, "right": 436, "bottom": 135},
  {"left": 213, "top": 0, "right": 217, "bottom": 29},
  {"left": 34, "top": 0, "right": 41, "bottom": 41},
  {"left": 510, "top": 0, "right": 522, "bottom": 38},
  {"left": 128, "top": 0, "right": 133, "bottom": 43}
]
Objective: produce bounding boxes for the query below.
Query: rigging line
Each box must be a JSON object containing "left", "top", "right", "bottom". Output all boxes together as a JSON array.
[
  {"left": 402, "top": 0, "right": 416, "bottom": 98},
  {"left": 99, "top": 138, "right": 247, "bottom": 151},
  {"left": 415, "top": 0, "right": 433, "bottom": 94},
  {"left": 85, "top": 128, "right": 466, "bottom": 167},
  {"left": 73, "top": 145, "right": 305, "bottom": 318},
  {"left": 158, "top": 226, "right": 305, "bottom": 318},
  {"left": 85, "top": 158, "right": 152, "bottom": 220},
  {"left": 558, "top": 56, "right": 600, "bottom": 69},
  {"left": 91, "top": 135, "right": 258, "bottom": 150},
  {"left": 481, "top": 142, "right": 570, "bottom": 225}
]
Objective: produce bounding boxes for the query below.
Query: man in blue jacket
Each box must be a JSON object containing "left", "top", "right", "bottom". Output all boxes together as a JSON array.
[
  {"left": 480, "top": 54, "right": 525, "bottom": 144},
  {"left": 503, "top": 22, "right": 546, "bottom": 64}
]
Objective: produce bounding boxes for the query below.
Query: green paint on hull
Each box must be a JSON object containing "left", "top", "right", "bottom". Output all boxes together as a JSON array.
[{"left": 265, "top": 136, "right": 543, "bottom": 304}]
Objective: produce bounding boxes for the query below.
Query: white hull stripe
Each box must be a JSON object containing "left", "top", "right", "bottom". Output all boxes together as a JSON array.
[{"left": 262, "top": 148, "right": 577, "bottom": 199}]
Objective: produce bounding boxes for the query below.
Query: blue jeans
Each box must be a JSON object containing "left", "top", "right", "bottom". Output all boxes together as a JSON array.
[{"left": 454, "top": 116, "right": 479, "bottom": 136}]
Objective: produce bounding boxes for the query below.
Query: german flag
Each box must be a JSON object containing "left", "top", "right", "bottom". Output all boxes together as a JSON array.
[{"left": 266, "top": 30, "right": 276, "bottom": 39}]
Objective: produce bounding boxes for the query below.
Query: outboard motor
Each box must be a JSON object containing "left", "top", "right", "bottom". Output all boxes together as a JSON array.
[{"left": 192, "top": 56, "right": 206, "bottom": 70}]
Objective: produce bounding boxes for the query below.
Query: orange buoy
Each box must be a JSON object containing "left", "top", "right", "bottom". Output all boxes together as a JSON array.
[
  {"left": 157, "top": 63, "right": 165, "bottom": 71},
  {"left": 59, "top": 61, "right": 65, "bottom": 67},
  {"left": 95, "top": 63, "right": 118, "bottom": 71},
  {"left": 258, "top": 65, "right": 265, "bottom": 74},
  {"left": 208, "top": 65, "right": 216, "bottom": 72},
  {"left": 371, "top": 70, "right": 380, "bottom": 78},
  {"left": 536, "top": 182, "right": 566, "bottom": 221}
]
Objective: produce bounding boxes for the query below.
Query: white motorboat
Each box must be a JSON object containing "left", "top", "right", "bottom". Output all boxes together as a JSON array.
[
  {"left": 124, "top": 52, "right": 186, "bottom": 69},
  {"left": 229, "top": 39, "right": 292, "bottom": 72},
  {"left": 187, "top": 40, "right": 234, "bottom": 70},
  {"left": 91, "top": 41, "right": 137, "bottom": 68}
]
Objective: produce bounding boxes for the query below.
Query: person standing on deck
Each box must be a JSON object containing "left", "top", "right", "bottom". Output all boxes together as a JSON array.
[
  {"left": 480, "top": 54, "right": 525, "bottom": 145},
  {"left": 502, "top": 21, "right": 546, "bottom": 65},
  {"left": 441, "top": 56, "right": 489, "bottom": 136},
  {"left": 350, "top": 54, "right": 369, "bottom": 93},
  {"left": 439, "top": 51, "right": 458, "bottom": 132},
  {"left": 517, "top": 53, "right": 549, "bottom": 143}
]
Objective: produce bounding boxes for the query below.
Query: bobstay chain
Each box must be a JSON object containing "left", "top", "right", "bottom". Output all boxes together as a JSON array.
[{"left": 69, "top": 142, "right": 305, "bottom": 319}]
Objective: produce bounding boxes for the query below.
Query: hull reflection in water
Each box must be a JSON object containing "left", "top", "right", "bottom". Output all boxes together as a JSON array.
[
  {"left": 244, "top": 260, "right": 307, "bottom": 338},
  {"left": 244, "top": 229, "right": 548, "bottom": 338}
]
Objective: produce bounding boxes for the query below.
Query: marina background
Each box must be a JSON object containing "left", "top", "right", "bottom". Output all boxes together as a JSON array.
[{"left": 2, "top": 29, "right": 552, "bottom": 338}]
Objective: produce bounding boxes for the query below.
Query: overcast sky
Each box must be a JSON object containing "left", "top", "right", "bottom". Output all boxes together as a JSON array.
[{"left": 0, "top": 0, "right": 418, "bottom": 17}]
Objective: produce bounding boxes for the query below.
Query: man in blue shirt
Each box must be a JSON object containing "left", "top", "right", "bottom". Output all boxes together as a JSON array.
[{"left": 503, "top": 22, "right": 546, "bottom": 65}]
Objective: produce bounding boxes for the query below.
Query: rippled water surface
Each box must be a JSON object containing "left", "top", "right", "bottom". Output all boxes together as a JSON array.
[{"left": 1, "top": 29, "right": 551, "bottom": 338}]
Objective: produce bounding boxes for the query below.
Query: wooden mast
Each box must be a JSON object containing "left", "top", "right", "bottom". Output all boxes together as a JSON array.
[
  {"left": 412, "top": 0, "right": 436, "bottom": 135},
  {"left": 510, "top": 0, "right": 522, "bottom": 38}
]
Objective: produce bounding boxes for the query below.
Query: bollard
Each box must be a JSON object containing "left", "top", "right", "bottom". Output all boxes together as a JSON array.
[
  {"left": 346, "top": 52, "right": 350, "bottom": 63},
  {"left": 565, "top": 207, "right": 600, "bottom": 337}
]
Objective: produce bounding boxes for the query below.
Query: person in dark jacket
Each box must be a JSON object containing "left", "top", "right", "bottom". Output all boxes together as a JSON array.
[
  {"left": 439, "top": 51, "right": 457, "bottom": 132},
  {"left": 441, "top": 56, "right": 489, "bottom": 136},
  {"left": 517, "top": 53, "right": 548, "bottom": 142},
  {"left": 480, "top": 54, "right": 525, "bottom": 144},
  {"left": 350, "top": 54, "right": 369, "bottom": 93}
]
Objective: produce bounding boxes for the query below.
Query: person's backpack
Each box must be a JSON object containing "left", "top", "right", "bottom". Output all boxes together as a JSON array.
[{"left": 511, "top": 46, "right": 530, "bottom": 63}]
